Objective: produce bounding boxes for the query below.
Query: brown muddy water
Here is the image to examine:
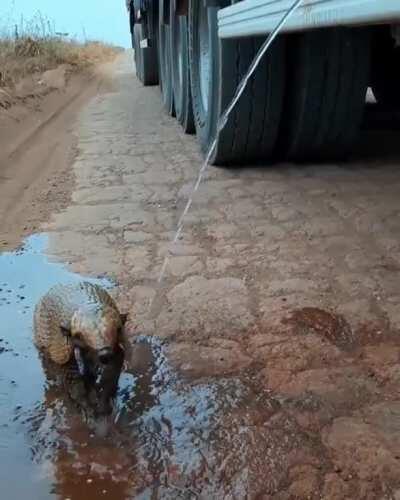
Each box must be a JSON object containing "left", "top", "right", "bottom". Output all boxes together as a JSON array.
[{"left": 0, "top": 234, "right": 280, "bottom": 499}]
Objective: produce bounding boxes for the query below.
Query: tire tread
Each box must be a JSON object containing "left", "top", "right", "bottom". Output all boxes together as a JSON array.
[{"left": 279, "top": 28, "right": 370, "bottom": 161}]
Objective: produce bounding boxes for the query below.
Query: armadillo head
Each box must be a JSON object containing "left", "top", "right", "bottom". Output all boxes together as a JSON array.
[{"left": 69, "top": 306, "right": 127, "bottom": 364}]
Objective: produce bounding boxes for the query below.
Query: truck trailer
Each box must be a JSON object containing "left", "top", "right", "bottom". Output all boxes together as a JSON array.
[{"left": 128, "top": 0, "right": 400, "bottom": 165}]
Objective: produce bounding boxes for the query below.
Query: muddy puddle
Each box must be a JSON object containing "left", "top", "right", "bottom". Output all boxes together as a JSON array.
[
  {"left": 0, "top": 234, "right": 112, "bottom": 498},
  {"left": 0, "top": 234, "right": 285, "bottom": 499}
]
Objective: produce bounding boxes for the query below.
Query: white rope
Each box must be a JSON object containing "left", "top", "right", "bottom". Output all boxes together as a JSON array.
[{"left": 151, "top": 0, "right": 304, "bottom": 300}]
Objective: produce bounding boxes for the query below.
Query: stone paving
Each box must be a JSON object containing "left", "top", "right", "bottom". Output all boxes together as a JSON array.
[{"left": 43, "top": 52, "right": 400, "bottom": 498}]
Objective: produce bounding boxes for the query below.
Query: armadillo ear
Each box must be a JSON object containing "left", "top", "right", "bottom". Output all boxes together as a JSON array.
[
  {"left": 120, "top": 313, "right": 128, "bottom": 326},
  {"left": 60, "top": 324, "right": 71, "bottom": 337}
]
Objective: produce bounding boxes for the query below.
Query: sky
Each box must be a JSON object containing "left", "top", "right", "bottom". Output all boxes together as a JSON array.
[{"left": 0, "top": 0, "right": 131, "bottom": 47}]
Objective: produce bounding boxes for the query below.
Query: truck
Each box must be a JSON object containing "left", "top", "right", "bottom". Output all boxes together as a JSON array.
[{"left": 128, "top": 0, "right": 400, "bottom": 165}]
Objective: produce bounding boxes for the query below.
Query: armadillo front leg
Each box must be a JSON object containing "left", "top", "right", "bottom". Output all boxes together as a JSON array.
[{"left": 74, "top": 347, "right": 86, "bottom": 376}]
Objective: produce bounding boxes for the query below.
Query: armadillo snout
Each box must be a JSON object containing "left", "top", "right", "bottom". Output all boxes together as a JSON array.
[{"left": 98, "top": 347, "right": 114, "bottom": 365}]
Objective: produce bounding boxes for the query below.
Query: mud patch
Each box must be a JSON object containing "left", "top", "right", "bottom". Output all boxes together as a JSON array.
[{"left": 285, "top": 307, "right": 354, "bottom": 350}]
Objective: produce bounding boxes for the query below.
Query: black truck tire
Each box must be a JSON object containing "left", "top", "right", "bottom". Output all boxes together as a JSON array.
[
  {"left": 133, "top": 24, "right": 140, "bottom": 74},
  {"left": 134, "top": 24, "right": 158, "bottom": 86},
  {"left": 279, "top": 28, "right": 371, "bottom": 161},
  {"left": 130, "top": 3, "right": 135, "bottom": 49},
  {"left": 370, "top": 26, "right": 400, "bottom": 110},
  {"left": 188, "top": 0, "right": 285, "bottom": 165},
  {"left": 158, "top": 0, "right": 174, "bottom": 115},
  {"left": 170, "top": 3, "right": 195, "bottom": 133}
]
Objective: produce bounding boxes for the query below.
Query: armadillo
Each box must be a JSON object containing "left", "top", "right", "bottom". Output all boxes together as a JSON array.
[
  {"left": 34, "top": 281, "right": 128, "bottom": 414},
  {"left": 34, "top": 281, "right": 127, "bottom": 364}
]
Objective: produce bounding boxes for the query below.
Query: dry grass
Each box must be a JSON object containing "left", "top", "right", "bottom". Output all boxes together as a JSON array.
[
  {"left": 0, "top": 37, "right": 122, "bottom": 87},
  {"left": 0, "top": 13, "right": 123, "bottom": 87}
]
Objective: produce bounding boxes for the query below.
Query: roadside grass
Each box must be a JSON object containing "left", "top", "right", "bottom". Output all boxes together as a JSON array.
[{"left": 0, "top": 12, "right": 123, "bottom": 88}]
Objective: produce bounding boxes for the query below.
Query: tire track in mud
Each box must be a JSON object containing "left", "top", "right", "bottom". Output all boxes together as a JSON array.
[{"left": 0, "top": 67, "right": 114, "bottom": 250}]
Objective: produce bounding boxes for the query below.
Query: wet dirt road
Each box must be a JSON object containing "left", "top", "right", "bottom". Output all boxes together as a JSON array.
[{"left": 2, "top": 51, "right": 400, "bottom": 499}]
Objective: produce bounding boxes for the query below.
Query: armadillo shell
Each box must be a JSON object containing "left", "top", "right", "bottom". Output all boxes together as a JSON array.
[
  {"left": 33, "top": 281, "right": 118, "bottom": 365},
  {"left": 34, "top": 294, "right": 72, "bottom": 364}
]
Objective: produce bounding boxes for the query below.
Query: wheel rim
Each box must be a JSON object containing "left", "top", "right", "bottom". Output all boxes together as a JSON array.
[{"left": 198, "top": 3, "right": 210, "bottom": 113}]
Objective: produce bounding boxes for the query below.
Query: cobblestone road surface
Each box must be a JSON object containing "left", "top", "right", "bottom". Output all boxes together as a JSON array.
[{"left": 42, "top": 52, "right": 400, "bottom": 498}]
